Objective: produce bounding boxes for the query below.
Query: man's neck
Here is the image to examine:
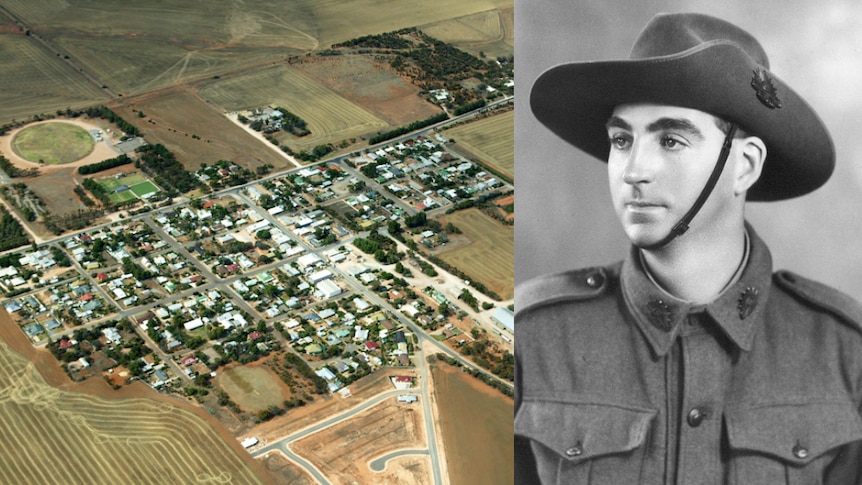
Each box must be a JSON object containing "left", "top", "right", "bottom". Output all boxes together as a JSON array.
[{"left": 640, "top": 222, "right": 748, "bottom": 305}]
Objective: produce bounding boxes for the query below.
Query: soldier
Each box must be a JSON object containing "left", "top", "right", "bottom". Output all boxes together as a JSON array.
[{"left": 515, "top": 12, "right": 862, "bottom": 484}]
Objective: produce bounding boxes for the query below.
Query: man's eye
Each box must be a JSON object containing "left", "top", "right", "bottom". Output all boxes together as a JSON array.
[
  {"left": 661, "top": 136, "right": 683, "bottom": 149},
  {"left": 609, "top": 136, "right": 630, "bottom": 149}
]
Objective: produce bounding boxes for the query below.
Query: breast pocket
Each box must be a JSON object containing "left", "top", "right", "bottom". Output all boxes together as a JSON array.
[
  {"left": 725, "top": 401, "right": 862, "bottom": 485},
  {"left": 515, "top": 398, "right": 656, "bottom": 484}
]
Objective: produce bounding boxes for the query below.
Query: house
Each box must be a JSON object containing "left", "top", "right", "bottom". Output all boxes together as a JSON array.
[
  {"left": 315, "top": 367, "right": 337, "bottom": 381},
  {"left": 397, "top": 395, "right": 418, "bottom": 403},
  {"left": 103, "top": 327, "right": 122, "bottom": 344},
  {"left": 392, "top": 375, "right": 413, "bottom": 390}
]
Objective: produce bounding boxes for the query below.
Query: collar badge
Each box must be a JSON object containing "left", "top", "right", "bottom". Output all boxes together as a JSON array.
[
  {"left": 738, "top": 287, "right": 760, "bottom": 320},
  {"left": 646, "top": 299, "right": 674, "bottom": 332}
]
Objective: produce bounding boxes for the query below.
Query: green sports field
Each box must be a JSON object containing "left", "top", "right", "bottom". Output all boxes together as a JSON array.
[
  {"left": 12, "top": 122, "right": 94, "bottom": 164},
  {"left": 96, "top": 173, "right": 160, "bottom": 204}
]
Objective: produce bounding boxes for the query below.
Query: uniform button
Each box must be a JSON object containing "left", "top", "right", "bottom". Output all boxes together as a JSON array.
[
  {"left": 586, "top": 273, "right": 603, "bottom": 288},
  {"left": 687, "top": 408, "right": 707, "bottom": 427},
  {"left": 792, "top": 442, "right": 808, "bottom": 459},
  {"left": 565, "top": 441, "right": 583, "bottom": 457}
]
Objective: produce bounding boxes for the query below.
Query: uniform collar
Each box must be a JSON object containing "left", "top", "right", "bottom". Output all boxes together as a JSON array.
[{"left": 621, "top": 222, "right": 772, "bottom": 357}]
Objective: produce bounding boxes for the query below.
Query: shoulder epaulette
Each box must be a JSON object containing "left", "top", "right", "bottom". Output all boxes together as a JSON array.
[
  {"left": 774, "top": 270, "right": 862, "bottom": 330},
  {"left": 515, "top": 265, "right": 617, "bottom": 319}
]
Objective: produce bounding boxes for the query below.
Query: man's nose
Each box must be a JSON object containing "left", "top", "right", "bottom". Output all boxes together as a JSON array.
[{"left": 622, "top": 142, "right": 657, "bottom": 185}]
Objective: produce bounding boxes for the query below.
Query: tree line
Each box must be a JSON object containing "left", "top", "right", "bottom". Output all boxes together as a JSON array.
[
  {"left": 77, "top": 154, "right": 132, "bottom": 175},
  {"left": 368, "top": 112, "right": 448, "bottom": 145}
]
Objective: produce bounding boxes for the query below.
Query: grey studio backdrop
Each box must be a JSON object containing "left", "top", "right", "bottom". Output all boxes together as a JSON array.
[{"left": 514, "top": 0, "right": 862, "bottom": 301}]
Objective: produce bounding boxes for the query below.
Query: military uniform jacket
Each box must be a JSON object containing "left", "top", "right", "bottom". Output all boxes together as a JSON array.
[{"left": 515, "top": 227, "right": 862, "bottom": 484}]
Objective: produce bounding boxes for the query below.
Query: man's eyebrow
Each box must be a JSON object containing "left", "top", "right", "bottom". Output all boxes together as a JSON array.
[
  {"left": 605, "top": 116, "right": 631, "bottom": 132},
  {"left": 646, "top": 117, "right": 704, "bottom": 139}
]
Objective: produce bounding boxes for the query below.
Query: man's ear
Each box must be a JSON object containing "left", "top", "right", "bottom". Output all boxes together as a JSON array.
[{"left": 734, "top": 135, "right": 767, "bottom": 196}]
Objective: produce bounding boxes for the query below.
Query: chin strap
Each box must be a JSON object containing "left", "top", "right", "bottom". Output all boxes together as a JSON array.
[{"left": 640, "top": 124, "right": 738, "bottom": 250}]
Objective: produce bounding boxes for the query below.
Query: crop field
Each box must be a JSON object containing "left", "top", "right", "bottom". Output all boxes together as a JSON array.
[
  {"left": 2, "top": 0, "right": 511, "bottom": 102},
  {"left": 0, "top": 341, "right": 267, "bottom": 485},
  {"left": 431, "top": 362, "right": 513, "bottom": 485},
  {"left": 216, "top": 364, "right": 287, "bottom": 413},
  {"left": 293, "top": 55, "right": 442, "bottom": 126},
  {"left": 421, "top": 7, "right": 515, "bottom": 59},
  {"left": 111, "top": 90, "right": 289, "bottom": 171},
  {"left": 0, "top": 33, "right": 107, "bottom": 125},
  {"left": 437, "top": 208, "right": 514, "bottom": 299},
  {"left": 11, "top": 122, "right": 94, "bottom": 164},
  {"left": 199, "top": 65, "right": 388, "bottom": 152},
  {"left": 447, "top": 110, "right": 514, "bottom": 180}
]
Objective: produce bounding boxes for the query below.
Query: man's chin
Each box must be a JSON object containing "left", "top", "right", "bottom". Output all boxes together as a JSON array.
[{"left": 623, "top": 225, "right": 669, "bottom": 249}]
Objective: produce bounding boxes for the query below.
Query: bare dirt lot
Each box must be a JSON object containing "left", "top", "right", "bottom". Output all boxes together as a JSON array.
[
  {"left": 292, "top": 399, "right": 428, "bottom": 485},
  {"left": 216, "top": 360, "right": 291, "bottom": 413}
]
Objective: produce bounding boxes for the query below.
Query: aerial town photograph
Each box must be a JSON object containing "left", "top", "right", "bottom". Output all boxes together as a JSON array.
[{"left": 0, "top": 1, "right": 514, "bottom": 484}]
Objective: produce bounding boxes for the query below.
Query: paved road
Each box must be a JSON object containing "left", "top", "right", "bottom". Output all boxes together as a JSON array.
[
  {"left": 369, "top": 449, "right": 430, "bottom": 472},
  {"left": 252, "top": 388, "right": 419, "bottom": 484}
]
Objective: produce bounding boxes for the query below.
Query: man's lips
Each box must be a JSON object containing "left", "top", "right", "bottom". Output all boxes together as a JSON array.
[{"left": 625, "top": 200, "right": 666, "bottom": 209}]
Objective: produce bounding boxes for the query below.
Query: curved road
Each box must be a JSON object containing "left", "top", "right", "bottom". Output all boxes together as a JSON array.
[
  {"left": 369, "top": 449, "right": 430, "bottom": 472},
  {"left": 251, "top": 388, "right": 422, "bottom": 485}
]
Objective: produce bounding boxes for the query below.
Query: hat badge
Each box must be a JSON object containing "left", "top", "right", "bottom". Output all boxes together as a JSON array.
[{"left": 751, "top": 68, "right": 782, "bottom": 109}]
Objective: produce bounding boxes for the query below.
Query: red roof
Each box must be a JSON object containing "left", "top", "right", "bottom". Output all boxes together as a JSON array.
[
  {"left": 95, "top": 273, "right": 108, "bottom": 281},
  {"left": 58, "top": 339, "right": 74, "bottom": 350},
  {"left": 226, "top": 263, "right": 240, "bottom": 272},
  {"left": 202, "top": 201, "right": 215, "bottom": 208},
  {"left": 365, "top": 341, "right": 379, "bottom": 350},
  {"left": 394, "top": 376, "right": 412, "bottom": 383},
  {"left": 80, "top": 234, "right": 92, "bottom": 242},
  {"left": 182, "top": 356, "right": 197, "bottom": 367},
  {"left": 249, "top": 331, "right": 263, "bottom": 340},
  {"left": 79, "top": 293, "right": 94, "bottom": 301}
]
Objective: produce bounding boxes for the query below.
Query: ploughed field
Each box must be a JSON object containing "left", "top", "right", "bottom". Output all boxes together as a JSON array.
[
  {"left": 447, "top": 110, "right": 514, "bottom": 180},
  {"left": 0, "top": 341, "right": 267, "bottom": 485}
]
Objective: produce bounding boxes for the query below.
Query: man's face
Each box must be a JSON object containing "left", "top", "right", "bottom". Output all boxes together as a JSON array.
[{"left": 606, "top": 103, "right": 735, "bottom": 247}]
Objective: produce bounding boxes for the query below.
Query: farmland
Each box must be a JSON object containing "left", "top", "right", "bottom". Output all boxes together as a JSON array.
[
  {"left": 437, "top": 208, "right": 514, "bottom": 299},
  {"left": 199, "top": 64, "right": 389, "bottom": 153},
  {"left": 0, "top": 32, "right": 107, "bottom": 124},
  {"left": 111, "top": 90, "right": 290, "bottom": 171},
  {"left": 292, "top": 55, "right": 442, "bottom": 126},
  {"left": 446, "top": 110, "right": 514, "bottom": 180},
  {"left": 431, "top": 361, "right": 513, "bottom": 485},
  {"left": 421, "top": 7, "right": 515, "bottom": 59},
  {"left": 0, "top": 0, "right": 512, "bottom": 113},
  {"left": 0, "top": 340, "right": 269, "bottom": 485}
]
